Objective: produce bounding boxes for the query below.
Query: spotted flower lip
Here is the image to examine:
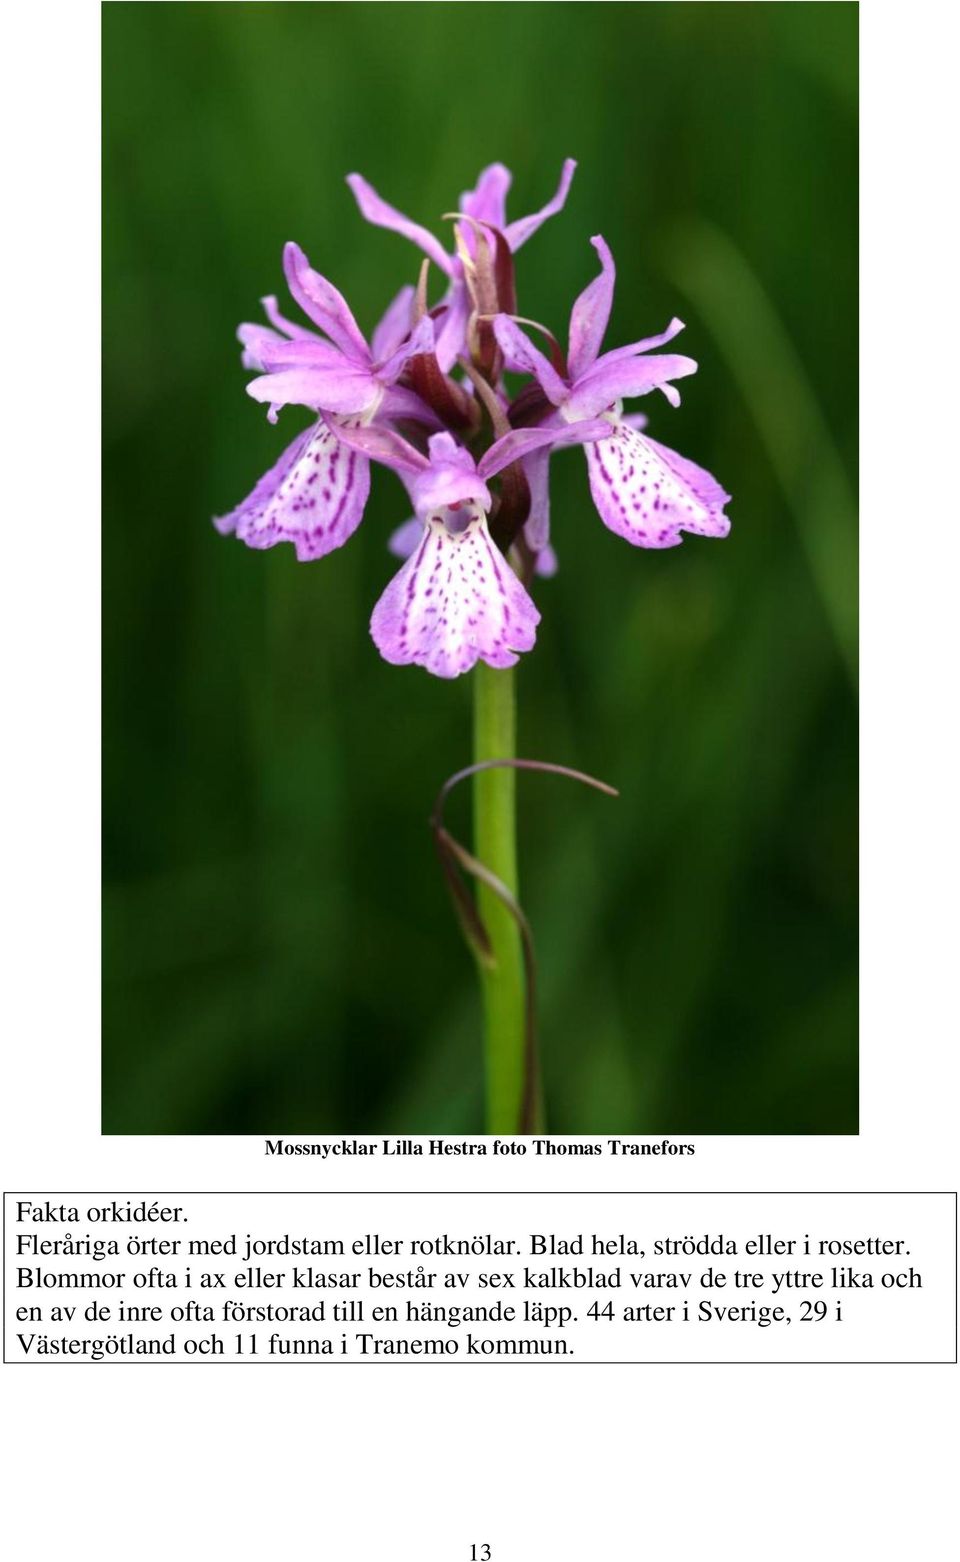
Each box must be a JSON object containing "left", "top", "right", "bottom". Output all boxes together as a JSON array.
[
  {"left": 372, "top": 496, "right": 540, "bottom": 679},
  {"left": 492, "top": 236, "right": 731, "bottom": 548},
  {"left": 213, "top": 416, "right": 371, "bottom": 562},
  {"left": 326, "top": 425, "right": 607, "bottom": 677},
  {"left": 363, "top": 434, "right": 540, "bottom": 679},
  {"left": 347, "top": 160, "right": 577, "bottom": 371}
]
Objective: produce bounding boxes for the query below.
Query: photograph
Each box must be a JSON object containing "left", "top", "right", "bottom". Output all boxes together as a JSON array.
[{"left": 102, "top": 1, "right": 858, "bottom": 1136}]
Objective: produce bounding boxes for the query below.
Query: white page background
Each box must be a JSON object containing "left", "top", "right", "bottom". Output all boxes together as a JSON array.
[{"left": 1, "top": 2, "right": 956, "bottom": 1558}]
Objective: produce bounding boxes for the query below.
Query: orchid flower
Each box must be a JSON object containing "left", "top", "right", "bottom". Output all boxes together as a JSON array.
[
  {"left": 493, "top": 236, "right": 731, "bottom": 548},
  {"left": 347, "top": 160, "right": 576, "bottom": 371},
  {"left": 215, "top": 243, "right": 436, "bottom": 561}
]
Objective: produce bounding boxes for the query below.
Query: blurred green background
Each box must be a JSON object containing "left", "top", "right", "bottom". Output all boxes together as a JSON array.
[{"left": 103, "top": 2, "right": 857, "bottom": 1135}]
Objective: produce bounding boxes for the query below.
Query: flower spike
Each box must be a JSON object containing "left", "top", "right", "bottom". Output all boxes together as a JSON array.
[
  {"left": 216, "top": 165, "right": 730, "bottom": 678},
  {"left": 212, "top": 160, "right": 732, "bottom": 1146}
]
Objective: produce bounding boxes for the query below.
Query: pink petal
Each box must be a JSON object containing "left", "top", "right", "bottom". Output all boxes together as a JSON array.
[
  {"left": 585, "top": 422, "right": 731, "bottom": 548},
  {"left": 345, "top": 173, "right": 455, "bottom": 276},
  {"left": 378, "top": 385, "right": 444, "bottom": 430},
  {"left": 282, "top": 243, "right": 370, "bottom": 361},
  {"left": 246, "top": 365, "right": 379, "bottom": 417},
  {"left": 370, "top": 507, "right": 540, "bottom": 678},
  {"left": 491, "top": 316, "right": 568, "bottom": 405},
  {"left": 388, "top": 517, "right": 422, "bottom": 560},
  {"left": 238, "top": 322, "right": 288, "bottom": 372},
  {"left": 323, "top": 416, "right": 429, "bottom": 475},
  {"left": 374, "top": 314, "right": 435, "bottom": 384},
  {"left": 371, "top": 285, "right": 416, "bottom": 362},
  {"left": 567, "top": 235, "right": 615, "bottom": 381},
  {"left": 409, "top": 433, "right": 491, "bottom": 512},
  {"left": 240, "top": 298, "right": 321, "bottom": 367},
  {"left": 521, "top": 446, "right": 551, "bottom": 551},
  {"left": 214, "top": 419, "right": 370, "bottom": 561},
  {"left": 503, "top": 158, "right": 577, "bottom": 252},
  {"left": 256, "top": 337, "right": 364, "bottom": 372},
  {"left": 594, "top": 317, "right": 686, "bottom": 368},
  {"left": 434, "top": 281, "right": 472, "bottom": 373},
  {"left": 479, "top": 417, "right": 611, "bottom": 479},
  {"left": 566, "top": 353, "right": 698, "bottom": 419},
  {"left": 427, "top": 431, "right": 474, "bottom": 470},
  {"left": 261, "top": 295, "right": 316, "bottom": 341},
  {"left": 532, "top": 537, "right": 558, "bottom": 578},
  {"left": 461, "top": 163, "right": 513, "bottom": 229}
]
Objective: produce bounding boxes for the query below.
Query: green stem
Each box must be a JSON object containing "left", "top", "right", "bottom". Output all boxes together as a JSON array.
[{"left": 472, "top": 662, "right": 527, "bottom": 1133}]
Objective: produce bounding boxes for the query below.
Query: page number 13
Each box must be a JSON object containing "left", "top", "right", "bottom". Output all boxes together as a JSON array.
[{"left": 470, "top": 1547, "right": 491, "bottom": 1561}]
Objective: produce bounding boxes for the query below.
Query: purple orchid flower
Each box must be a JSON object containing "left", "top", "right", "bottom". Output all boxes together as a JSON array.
[
  {"left": 326, "top": 423, "right": 608, "bottom": 678},
  {"left": 215, "top": 243, "right": 435, "bottom": 561},
  {"left": 493, "top": 236, "right": 731, "bottom": 549},
  {"left": 346, "top": 160, "right": 576, "bottom": 372}
]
